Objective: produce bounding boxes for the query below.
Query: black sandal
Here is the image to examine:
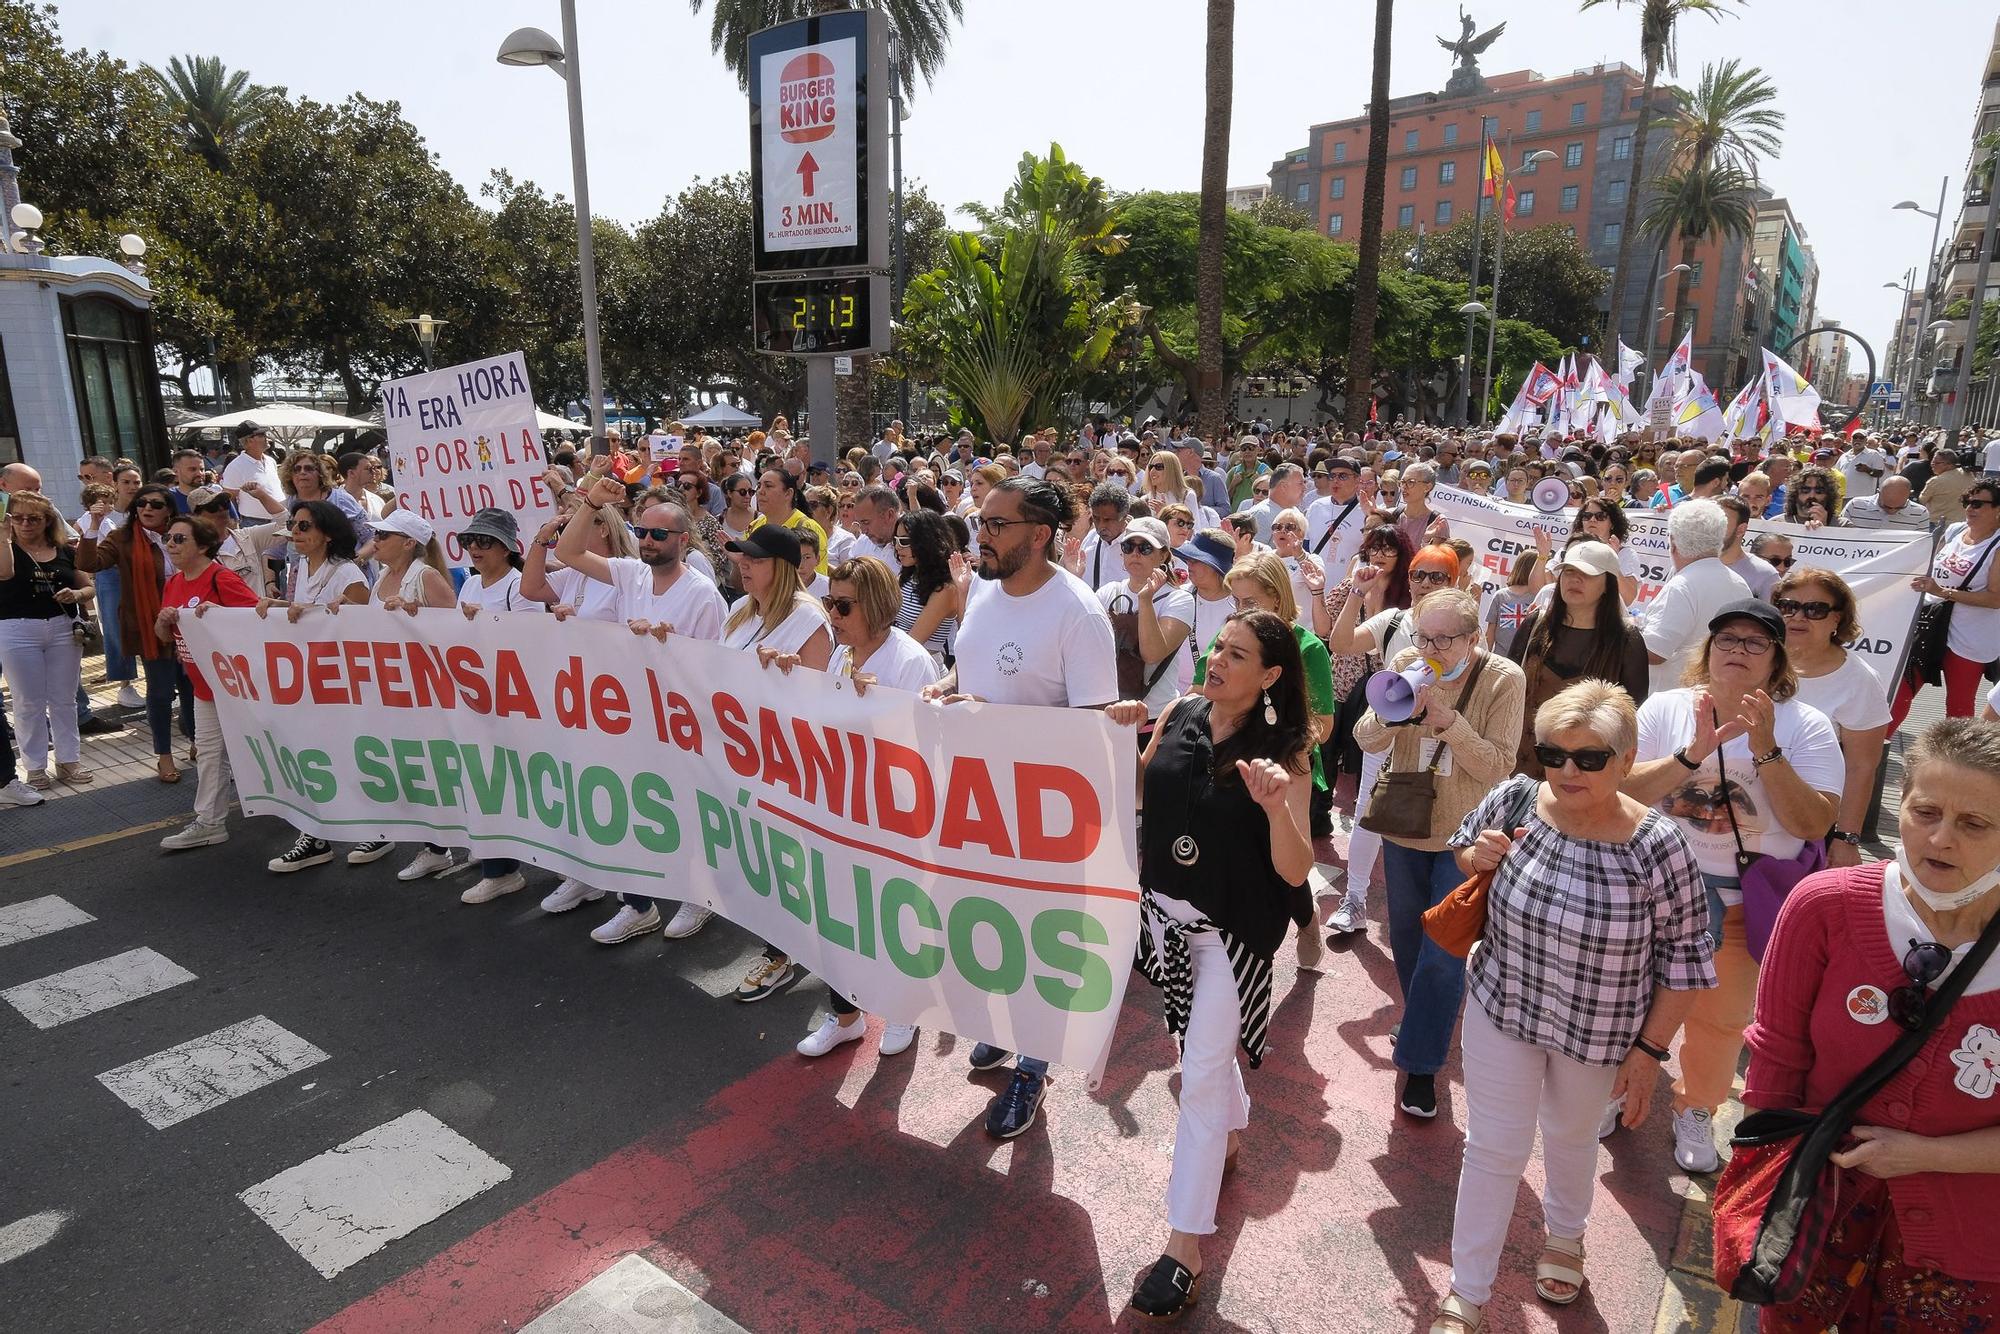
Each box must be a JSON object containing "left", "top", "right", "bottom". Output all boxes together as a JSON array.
[{"left": 1130, "top": 1255, "right": 1201, "bottom": 1319}]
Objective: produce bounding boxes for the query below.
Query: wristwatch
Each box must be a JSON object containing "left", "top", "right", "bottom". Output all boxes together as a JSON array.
[
  {"left": 1672, "top": 746, "right": 1701, "bottom": 770},
  {"left": 1632, "top": 1036, "right": 1671, "bottom": 1062},
  {"left": 1830, "top": 829, "right": 1863, "bottom": 846}
]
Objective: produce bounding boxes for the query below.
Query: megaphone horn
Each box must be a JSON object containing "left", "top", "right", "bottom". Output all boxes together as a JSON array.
[
  {"left": 1532, "top": 477, "right": 1573, "bottom": 514},
  {"left": 1364, "top": 657, "right": 1443, "bottom": 724}
]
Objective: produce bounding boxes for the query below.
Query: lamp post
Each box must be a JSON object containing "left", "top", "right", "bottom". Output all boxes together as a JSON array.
[
  {"left": 888, "top": 34, "right": 909, "bottom": 430},
  {"left": 1642, "top": 262, "right": 1692, "bottom": 402},
  {"left": 1459, "top": 301, "right": 1492, "bottom": 423},
  {"left": 404, "top": 313, "right": 448, "bottom": 372},
  {"left": 498, "top": 11, "right": 608, "bottom": 454},
  {"left": 1478, "top": 147, "right": 1557, "bottom": 427},
  {"left": 1946, "top": 147, "right": 2000, "bottom": 440},
  {"left": 1885, "top": 272, "right": 1917, "bottom": 414},
  {"left": 1895, "top": 179, "right": 1949, "bottom": 423}
]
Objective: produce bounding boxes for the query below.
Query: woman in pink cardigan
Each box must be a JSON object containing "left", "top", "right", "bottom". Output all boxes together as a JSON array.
[{"left": 1743, "top": 717, "right": 2000, "bottom": 1328}]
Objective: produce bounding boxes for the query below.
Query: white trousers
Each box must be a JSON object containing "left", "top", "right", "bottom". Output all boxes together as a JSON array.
[
  {"left": 1448, "top": 1002, "right": 1618, "bottom": 1306},
  {"left": 191, "top": 695, "right": 234, "bottom": 828},
  {"left": 1166, "top": 922, "right": 1251, "bottom": 1236},
  {"left": 0, "top": 615, "right": 81, "bottom": 769},
  {"left": 1341, "top": 747, "right": 1388, "bottom": 911}
]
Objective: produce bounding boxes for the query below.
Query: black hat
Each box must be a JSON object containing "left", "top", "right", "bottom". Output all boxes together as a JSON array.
[
  {"left": 233, "top": 420, "right": 267, "bottom": 441},
  {"left": 1708, "top": 598, "right": 1784, "bottom": 641},
  {"left": 726, "top": 523, "right": 803, "bottom": 565},
  {"left": 457, "top": 506, "right": 522, "bottom": 554}
]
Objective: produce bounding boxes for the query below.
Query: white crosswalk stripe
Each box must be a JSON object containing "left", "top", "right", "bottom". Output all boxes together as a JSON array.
[
  {"left": 238, "top": 1110, "right": 512, "bottom": 1278},
  {"left": 0, "top": 896, "right": 95, "bottom": 948},
  {"left": 96, "top": 1016, "right": 330, "bottom": 1129},
  {"left": 521, "top": 1254, "right": 749, "bottom": 1333},
  {"left": 2, "top": 946, "right": 195, "bottom": 1029}
]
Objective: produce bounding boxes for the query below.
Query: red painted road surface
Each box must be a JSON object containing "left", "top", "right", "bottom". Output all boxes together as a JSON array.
[{"left": 317, "top": 916, "right": 1692, "bottom": 1333}]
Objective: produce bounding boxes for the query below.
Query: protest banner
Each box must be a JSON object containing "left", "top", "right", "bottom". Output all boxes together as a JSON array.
[
  {"left": 180, "top": 607, "right": 1141, "bottom": 1081},
  {"left": 1431, "top": 486, "right": 1930, "bottom": 698},
  {"left": 383, "top": 351, "right": 556, "bottom": 565}
]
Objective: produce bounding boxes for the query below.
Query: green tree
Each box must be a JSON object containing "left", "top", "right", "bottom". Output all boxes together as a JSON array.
[
  {"left": 691, "top": 0, "right": 964, "bottom": 102},
  {"left": 1578, "top": 0, "right": 1737, "bottom": 342},
  {"left": 1343, "top": 0, "right": 1395, "bottom": 429},
  {"left": 1381, "top": 217, "right": 1609, "bottom": 345},
  {"left": 142, "top": 54, "right": 278, "bottom": 172},
  {"left": 1195, "top": 0, "right": 1234, "bottom": 446}
]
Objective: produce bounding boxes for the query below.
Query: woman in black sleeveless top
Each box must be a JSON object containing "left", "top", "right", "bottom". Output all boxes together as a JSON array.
[{"left": 1129, "top": 608, "right": 1315, "bottom": 1320}]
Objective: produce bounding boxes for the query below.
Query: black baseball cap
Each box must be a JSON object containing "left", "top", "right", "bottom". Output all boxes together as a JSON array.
[
  {"left": 233, "top": 420, "right": 266, "bottom": 441},
  {"left": 1708, "top": 598, "right": 1784, "bottom": 641},
  {"left": 726, "top": 524, "right": 803, "bottom": 564}
]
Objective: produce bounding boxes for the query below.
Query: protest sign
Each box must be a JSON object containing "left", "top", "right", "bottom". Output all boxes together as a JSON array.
[
  {"left": 180, "top": 608, "right": 1141, "bottom": 1081},
  {"left": 1431, "top": 486, "right": 1930, "bottom": 698},
  {"left": 383, "top": 352, "right": 555, "bottom": 566}
]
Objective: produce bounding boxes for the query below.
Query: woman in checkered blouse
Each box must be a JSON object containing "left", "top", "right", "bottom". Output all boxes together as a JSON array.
[{"left": 1429, "top": 681, "right": 1715, "bottom": 1334}]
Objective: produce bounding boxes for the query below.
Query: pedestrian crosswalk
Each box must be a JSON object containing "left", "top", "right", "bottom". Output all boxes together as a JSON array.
[
  {"left": 2, "top": 946, "right": 195, "bottom": 1028},
  {"left": 0, "top": 896, "right": 94, "bottom": 947},
  {"left": 96, "top": 1015, "right": 330, "bottom": 1129}
]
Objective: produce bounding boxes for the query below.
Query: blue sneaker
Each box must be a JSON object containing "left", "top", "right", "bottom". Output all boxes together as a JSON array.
[
  {"left": 967, "top": 1042, "right": 1012, "bottom": 1071},
  {"left": 984, "top": 1069, "right": 1047, "bottom": 1140}
]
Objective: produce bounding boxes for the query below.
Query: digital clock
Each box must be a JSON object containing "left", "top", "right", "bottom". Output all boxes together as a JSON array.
[{"left": 752, "top": 275, "right": 881, "bottom": 355}]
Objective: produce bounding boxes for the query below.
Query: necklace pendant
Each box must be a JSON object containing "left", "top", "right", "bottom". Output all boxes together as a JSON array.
[{"left": 1171, "top": 834, "right": 1200, "bottom": 867}]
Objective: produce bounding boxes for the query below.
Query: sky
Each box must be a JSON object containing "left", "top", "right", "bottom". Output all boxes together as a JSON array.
[{"left": 46, "top": 0, "right": 2000, "bottom": 378}]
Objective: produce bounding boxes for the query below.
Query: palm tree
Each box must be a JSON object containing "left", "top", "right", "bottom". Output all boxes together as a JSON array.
[
  {"left": 1196, "top": 0, "right": 1233, "bottom": 446},
  {"left": 1577, "top": 0, "right": 1736, "bottom": 346},
  {"left": 1343, "top": 0, "right": 1393, "bottom": 430},
  {"left": 691, "top": 0, "right": 963, "bottom": 103},
  {"left": 143, "top": 54, "right": 276, "bottom": 171}
]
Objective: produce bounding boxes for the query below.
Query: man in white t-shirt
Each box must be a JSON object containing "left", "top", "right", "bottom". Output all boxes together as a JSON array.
[
  {"left": 1073, "top": 481, "right": 1133, "bottom": 591},
  {"left": 844, "top": 485, "right": 902, "bottom": 568},
  {"left": 1304, "top": 455, "right": 1368, "bottom": 575},
  {"left": 923, "top": 475, "right": 1130, "bottom": 1142},
  {"left": 1835, "top": 433, "right": 1890, "bottom": 501},
  {"left": 1241, "top": 463, "right": 1306, "bottom": 545},
  {"left": 220, "top": 422, "right": 287, "bottom": 522},
  {"left": 1980, "top": 432, "right": 2000, "bottom": 476},
  {"left": 1642, "top": 499, "right": 1751, "bottom": 694},
  {"left": 550, "top": 498, "right": 726, "bottom": 943}
]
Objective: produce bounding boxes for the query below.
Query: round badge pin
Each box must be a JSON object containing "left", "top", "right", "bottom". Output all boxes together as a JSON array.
[{"left": 1846, "top": 984, "right": 1890, "bottom": 1026}]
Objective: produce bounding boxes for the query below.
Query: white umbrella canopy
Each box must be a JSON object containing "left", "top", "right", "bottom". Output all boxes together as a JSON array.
[
  {"left": 681, "top": 402, "right": 761, "bottom": 429},
  {"left": 177, "top": 404, "right": 377, "bottom": 439},
  {"left": 537, "top": 409, "right": 589, "bottom": 433}
]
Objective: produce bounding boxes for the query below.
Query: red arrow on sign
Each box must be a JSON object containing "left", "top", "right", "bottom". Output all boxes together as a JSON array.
[{"left": 797, "top": 152, "right": 819, "bottom": 197}]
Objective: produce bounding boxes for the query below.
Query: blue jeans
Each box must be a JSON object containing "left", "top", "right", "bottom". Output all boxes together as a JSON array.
[
  {"left": 139, "top": 654, "right": 193, "bottom": 756},
  {"left": 1383, "top": 841, "right": 1471, "bottom": 1077},
  {"left": 94, "top": 570, "right": 133, "bottom": 682}
]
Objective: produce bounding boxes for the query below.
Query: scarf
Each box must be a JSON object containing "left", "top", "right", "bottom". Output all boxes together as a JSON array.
[{"left": 125, "top": 526, "right": 165, "bottom": 659}]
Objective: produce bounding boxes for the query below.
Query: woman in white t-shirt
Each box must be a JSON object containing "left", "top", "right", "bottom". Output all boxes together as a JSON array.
[
  {"left": 722, "top": 523, "right": 832, "bottom": 1004},
  {"left": 1095, "top": 517, "right": 1192, "bottom": 727},
  {"left": 1777, "top": 568, "right": 1891, "bottom": 869},
  {"left": 521, "top": 495, "right": 635, "bottom": 626},
  {"left": 370, "top": 510, "right": 455, "bottom": 612},
  {"left": 1893, "top": 478, "right": 2000, "bottom": 729},
  {"left": 1268, "top": 507, "right": 1328, "bottom": 637},
  {"left": 1624, "top": 599, "right": 1842, "bottom": 1174},
  {"left": 769, "top": 554, "right": 935, "bottom": 1062}
]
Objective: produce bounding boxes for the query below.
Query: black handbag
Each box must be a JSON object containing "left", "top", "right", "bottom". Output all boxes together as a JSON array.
[
  {"left": 1905, "top": 528, "right": 1997, "bottom": 688},
  {"left": 1359, "top": 651, "right": 1487, "bottom": 841}
]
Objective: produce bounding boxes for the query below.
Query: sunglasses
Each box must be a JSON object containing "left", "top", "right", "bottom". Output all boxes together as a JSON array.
[
  {"left": 1713, "top": 631, "right": 1774, "bottom": 655},
  {"left": 164, "top": 532, "right": 194, "bottom": 546},
  {"left": 1533, "top": 743, "right": 1617, "bottom": 773},
  {"left": 461, "top": 533, "right": 500, "bottom": 549},
  {"left": 1146, "top": 462, "right": 1165, "bottom": 472},
  {"left": 136, "top": 498, "right": 169, "bottom": 510},
  {"left": 1890, "top": 939, "right": 1955, "bottom": 1031},
  {"left": 629, "top": 525, "right": 684, "bottom": 541},
  {"left": 1966, "top": 499, "right": 1995, "bottom": 511},
  {"left": 892, "top": 535, "right": 914, "bottom": 548},
  {"left": 1409, "top": 570, "right": 1451, "bottom": 586},
  {"left": 822, "top": 596, "right": 858, "bottom": 616},
  {"left": 1272, "top": 522, "right": 1303, "bottom": 534},
  {"left": 679, "top": 480, "right": 704, "bottom": 491},
  {"left": 1118, "top": 538, "right": 1162, "bottom": 555},
  {"left": 1766, "top": 556, "right": 1795, "bottom": 569},
  {"left": 1774, "top": 597, "right": 1833, "bottom": 621},
  {"left": 289, "top": 521, "right": 317, "bottom": 534}
]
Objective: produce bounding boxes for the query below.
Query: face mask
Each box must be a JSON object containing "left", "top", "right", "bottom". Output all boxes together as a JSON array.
[
  {"left": 1440, "top": 655, "right": 1471, "bottom": 683},
  {"left": 1896, "top": 845, "right": 2000, "bottom": 913}
]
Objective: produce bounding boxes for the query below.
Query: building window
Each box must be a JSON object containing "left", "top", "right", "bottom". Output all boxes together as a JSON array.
[
  {"left": 1439, "top": 160, "right": 1457, "bottom": 185},
  {"left": 0, "top": 335, "right": 19, "bottom": 465},
  {"left": 1516, "top": 189, "right": 1536, "bottom": 217},
  {"left": 1442, "top": 123, "right": 1460, "bottom": 145},
  {"left": 1296, "top": 182, "right": 1310, "bottom": 203},
  {"left": 1404, "top": 129, "right": 1419, "bottom": 151},
  {"left": 1564, "top": 142, "right": 1585, "bottom": 169},
  {"left": 1612, "top": 135, "right": 1633, "bottom": 161},
  {"left": 1524, "top": 109, "right": 1542, "bottom": 132},
  {"left": 1436, "top": 199, "right": 1453, "bottom": 224},
  {"left": 1398, "top": 204, "right": 1416, "bottom": 228},
  {"left": 1560, "top": 185, "right": 1580, "bottom": 212},
  {"left": 1332, "top": 141, "right": 1348, "bottom": 162},
  {"left": 1329, "top": 214, "right": 1345, "bottom": 235},
  {"left": 1606, "top": 178, "right": 1627, "bottom": 205},
  {"left": 62, "top": 296, "right": 157, "bottom": 463},
  {"left": 1329, "top": 176, "right": 1346, "bottom": 199},
  {"left": 1690, "top": 261, "right": 1704, "bottom": 286},
  {"left": 1518, "top": 150, "right": 1540, "bottom": 174},
  {"left": 1482, "top": 115, "right": 1499, "bottom": 136},
  {"left": 1400, "top": 165, "right": 1418, "bottom": 190},
  {"left": 1571, "top": 101, "right": 1588, "bottom": 125},
  {"left": 1603, "top": 222, "right": 1622, "bottom": 246}
]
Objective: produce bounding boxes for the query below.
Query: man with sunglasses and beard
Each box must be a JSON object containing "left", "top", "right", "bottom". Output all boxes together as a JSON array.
[{"left": 922, "top": 477, "right": 1146, "bottom": 1139}]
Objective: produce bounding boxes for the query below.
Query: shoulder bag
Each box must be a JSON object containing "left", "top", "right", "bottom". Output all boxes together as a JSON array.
[
  {"left": 1358, "top": 650, "right": 1488, "bottom": 841},
  {"left": 1713, "top": 898, "right": 2000, "bottom": 1306},
  {"left": 1421, "top": 774, "right": 1540, "bottom": 957},
  {"left": 1104, "top": 589, "right": 1177, "bottom": 703},
  {"left": 1717, "top": 743, "right": 1826, "bottom": 963},
  {"left": 1905, "top": 526, "right": 1997, "bottom": 688}
]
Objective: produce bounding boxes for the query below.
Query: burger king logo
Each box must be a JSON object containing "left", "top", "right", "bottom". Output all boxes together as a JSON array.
[{"left": 778, "top": 52, "right": 838, "bottom": 144}]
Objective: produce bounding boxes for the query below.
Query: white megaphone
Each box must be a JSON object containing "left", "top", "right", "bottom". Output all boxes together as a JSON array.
[
  {"left": 1365, "top": 657, "right": 1445, "bottom": 724},
  {"left": 1532, "top": 476, "right": 1573, "bottom": 514}
]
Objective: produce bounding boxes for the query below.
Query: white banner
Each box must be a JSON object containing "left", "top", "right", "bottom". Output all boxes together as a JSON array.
[
  {"left": 383, "top": 352, "right": 556, "bottom": 566},
  {"left": 1432, "top": 486, "right": 1931, "bottom": 697},
  {"left": 181, "top": 608, "right": 1141, "bottom": 1081}
]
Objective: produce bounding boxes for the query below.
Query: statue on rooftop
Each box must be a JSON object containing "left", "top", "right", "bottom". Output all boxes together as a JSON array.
[{"left": 1439, "top": 7, "right": 1505, "bottom": 98}]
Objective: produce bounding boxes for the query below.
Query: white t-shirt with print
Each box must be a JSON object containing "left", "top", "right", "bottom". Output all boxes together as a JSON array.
[
  {"left": 1635, "top": 687, "right": 1844, "bottom": 895},
  {"left": 832, "top": 629, "right": 940, "bottom": 694},
  {"left": 956, "top": 567, "right": 1118, "bottom": 708},
  {"left": 1930, "top": 524, "right": 2000, "bottom": 663},
  {"left": 722, "top": 597, "right": 827, "bottom": 655},
  {"left": 1305, "top": 494, "right": 1367, "bottom": 573},
  {"left": 286, "top": 556, "right": 367, "bottom": 608},
  {"left": 602, "top": 556, "right": 726, "bottom": 641},
  {"left": 1097, "top": 578, "right": 1194, "bottom": 718},
  {"left": 1793, "top": 651, "right": 1891, "bottom": 733}
]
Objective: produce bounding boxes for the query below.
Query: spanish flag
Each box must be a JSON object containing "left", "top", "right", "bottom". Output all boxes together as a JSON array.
[{"left": 1482, "top": 143, "right": 1516, "bottom": 221}]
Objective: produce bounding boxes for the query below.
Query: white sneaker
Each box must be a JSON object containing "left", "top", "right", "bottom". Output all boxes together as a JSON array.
[
  {"left": 0, "top": 778, "right": 46, "bottom": 808},
  {"left": 116, "top": 684, "right": 144, "bottom": 710},
  {"left": 660, "top": 902, "right": 714, "bottom": 938},
  {"left": 1327, "top": 899, "right": 1366, "bottom": 935},
  {"left": 590, "top": 904, "right": 661, "bottom": 944},
  {"left": 539, "top": 878, "right": 604, "bottom": 913},
  {"left": 460, "top": 872, "right": 526, "bottom": 904},
  {"left": 879, "top": 1023, "right": 919, "bottom": 1056},
  {"left": 796, "top": 1014, "right": 867, "bottom": 1057},
  {"left": 1597, "top": 1095, "right": 1626, "bottom": 1140},
  {"left": 1672, "top": 1106, "right": 1720, "bottom": 1174},
  {"left": 396, "top": 848, "right": 461, "bottom": 881},
  {"left": 160, "top": 821, "right": 227, "bottom": 851}
]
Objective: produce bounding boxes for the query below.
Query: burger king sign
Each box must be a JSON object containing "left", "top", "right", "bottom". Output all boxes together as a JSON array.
[{"left": 758, "top": 35, "right": 860, "bottom": 253}]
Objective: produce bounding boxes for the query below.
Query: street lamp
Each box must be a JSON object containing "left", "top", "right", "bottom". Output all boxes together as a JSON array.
[
  {"left": 1896, "top": 181, "right": 1950, "bottom": 422},
  {"left": 1642, "top": 263, "right": 1692, "bottom": 401},
  {"left": 1477, "top": 148, "right": 1558, "bottom": 426},
  {"left": 1885, "top": 272, "right": 1918, "bottom": 407},
  {"left": 1458, "top": 302, "right": 1491, "bottom": 422},
  {"left": 404, "top": 312, "right": 448, "bottom": 371},
  {"left": 498, "top": 11, "right": 608, "bottom": 454}
]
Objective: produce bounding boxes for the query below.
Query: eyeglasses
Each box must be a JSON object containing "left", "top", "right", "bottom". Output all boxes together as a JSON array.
[
  {"left": 1272, "top": 522, "right": 1303, "bottom": 534},
  {"left": 1713, "top": 631, "right": 1774, "bottom": 655},
  {"left": 822, "top": 596, "right": 858, "bottom": 616},
  {"left": 1533, "top": 744, "right": 1617, "bottom": 773},
  {"left": 1409, "top": 570, "right": 1451, "bottom": 586},
  {"left": 1889, "top": 939, "right": 1956, "bottom": 1031},
  {"left": 1118, "top": 538, "right": 1161, "bottom": 555},
  {"left": 679, "top": 480, "right": 704, "bottom": 492},
  {"left": 1414, "top": 630, "right": 1469, "bottom": 652},
  {"left": 629, "top": 525, "right": 685, "bottom": 541},
  {"left": 728, "top": 486, "right": 753, "bottom": 498},
  {"left": 1774, "top": 597, "right": 1833, "bottom": 621},
  {"left": 977, "top": 515, "right": 1037, "bottom": 538},
  {"left": 164, "top": 532, "right": 193, "bottom": 546},
  {"left": 136, "top": 499, "right": 169, "bottom": 511}
]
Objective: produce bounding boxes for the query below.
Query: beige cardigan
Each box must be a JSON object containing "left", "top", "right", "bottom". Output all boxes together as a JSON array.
[{"left": 1353, "top": 648, "right": 1526, "bottom": 852}]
